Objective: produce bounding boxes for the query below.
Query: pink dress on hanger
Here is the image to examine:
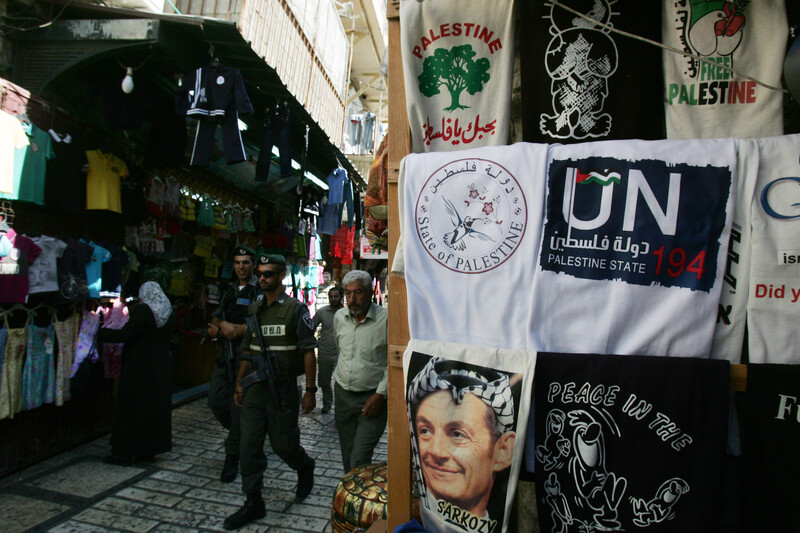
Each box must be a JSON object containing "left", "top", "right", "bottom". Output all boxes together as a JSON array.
[{"left": 100, "top": 299, "right": 129, "bottom": 379}]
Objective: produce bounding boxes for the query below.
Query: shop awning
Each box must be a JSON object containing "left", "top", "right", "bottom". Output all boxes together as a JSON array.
[{"left": 9, "top": 2, "right": 364, "bottom": 204}]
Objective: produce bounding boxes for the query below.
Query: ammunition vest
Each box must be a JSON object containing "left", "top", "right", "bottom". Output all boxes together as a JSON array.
[
  {"left": 222, "top": 282, "right": 259, "bottom": 324},
  {"left": 249, "top": 297, "right": 303, "bottom": 379}
]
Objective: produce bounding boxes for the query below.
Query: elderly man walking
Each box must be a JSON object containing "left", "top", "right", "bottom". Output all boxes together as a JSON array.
[{"left": 333, "top": 270, "right": 388, "bottom": 473}]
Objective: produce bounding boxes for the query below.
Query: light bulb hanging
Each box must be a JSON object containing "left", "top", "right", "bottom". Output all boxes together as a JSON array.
[{"left": 121, "top": 67, "right": 134, "bottom": 94}]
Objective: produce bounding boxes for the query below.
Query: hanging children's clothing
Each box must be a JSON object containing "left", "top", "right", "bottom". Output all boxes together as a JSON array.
[
  {"left": 0, "top": 316, "right": 28, "bottom": 419},
  {"left": 176, "top": 62, "right": 254, "bottom": 166},
  {"left": 85, "top": 149, "right": 128, "bottom": 213},
  {"left": 100, "top": 299, "right": 129, "bottom": 379},
  {"left": 255, "top": 102, "right": 292, "bottom": 181},
  {"left": 16, "top": 122, "right": 55, "bottom": 206},
  {"left": 70, "top": 308, "right": 101, "bottom": 378},
  {"left": 326, "top": 167, "right": 348, "bottom": 204},
  {"left": 0, "top": 110, "right": 30, "bottom": 197},
  {"left": 0, "top": 228, "right": 43, "bottom": 304},
  {"left": 0, "top": 322, "right": 5, "bottom": 392},
  {"left": 21, "top": 322, "right": 56, "bottom": 410},
  {"left": 53, "top": 310, "right": 80, "bottom": 406}
]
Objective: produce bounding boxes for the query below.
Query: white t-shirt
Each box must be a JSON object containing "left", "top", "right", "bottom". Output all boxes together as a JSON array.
[
  {"left": 662, "top": 1, "right": 787, "bottom": 139},
  {"left": 396, "top": 143, "right": 549, "bottom": 349},
  {"left": 710, "top": 138, "right": 759, "bottom": 363},
  {"left": 0, "top": 111, "right": 29, "bottom": 194},
  {"left": 747, "top": 134, "right": 800, "bottom": 364},
  {"left": 400, "top": 0, "right": 516, "bottom": 153},
  {"left": 28, "top": 235, "right": 68, "bottom": 294}
]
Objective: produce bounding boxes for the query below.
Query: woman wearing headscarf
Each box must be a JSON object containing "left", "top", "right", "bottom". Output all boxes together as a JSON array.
[{"left": 100, "top": 282, "right": 174, "bottom": 465}]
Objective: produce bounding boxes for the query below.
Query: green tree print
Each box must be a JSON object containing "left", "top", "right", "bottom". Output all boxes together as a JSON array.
[{"left": 417, "top": 45, "right": 491, "bottom": 111}]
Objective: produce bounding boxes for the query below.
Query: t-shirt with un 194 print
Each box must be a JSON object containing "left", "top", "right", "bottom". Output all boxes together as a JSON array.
[
  {"left": 28, "top": 235, "right": 67, "bottom": 294},
  {"left": 530, "top": 138, "right": 736, "bottom": 358},
  {"left": 0, "top": 229, "right": 42, "bottom": 303},
  {"left": 0, "top": 111, "right": 29, "bottom": 196}
]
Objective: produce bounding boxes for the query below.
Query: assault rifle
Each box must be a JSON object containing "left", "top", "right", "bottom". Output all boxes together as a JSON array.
[
  {"left": 218, "top": 310, "right": 237, "bottom": 384},
  {"left": 238, "top": 313, "right": 286, "bottom": 413},
  {"left": 201, "top": 310, "right": 237, "bottom": 384}
]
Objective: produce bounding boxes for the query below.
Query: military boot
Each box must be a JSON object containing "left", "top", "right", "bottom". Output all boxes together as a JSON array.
[{"left": 223, "top": 492, "right": 265, "bottom": 530}]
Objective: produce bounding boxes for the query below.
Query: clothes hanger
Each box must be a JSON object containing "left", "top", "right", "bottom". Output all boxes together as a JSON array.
[{"left": 209, "top": 44, "right": 220, "bottom": 67}]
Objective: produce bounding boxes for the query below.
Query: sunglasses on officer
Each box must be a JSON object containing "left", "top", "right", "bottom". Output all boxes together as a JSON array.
[{"left": 257, "top": 269, "right": 282, "bottom": 279}]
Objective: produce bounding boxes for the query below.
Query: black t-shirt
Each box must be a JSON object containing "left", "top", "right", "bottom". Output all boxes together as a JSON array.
[
  {"left": 742, "top": 364, "right": 800, "bottom": 532},
  {"left": 519, "top": 1, "right": 665, "bottom": 143},
  {"left": 533, "top": 352, "right": 729, "bottom": 533},
  {"left": 56, "top": 237, "right": 94, "bottom": 300},
  {"left": 100, "top": 243, "right": 129, "bottom": 297},
  {"left": 45, "top": 140, "right": 86, "bottom": 213}
]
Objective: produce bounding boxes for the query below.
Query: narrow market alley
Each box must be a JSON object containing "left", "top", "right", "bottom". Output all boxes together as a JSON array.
[{"left": 0, "top": 386, "right": 387, "bottom": 533}]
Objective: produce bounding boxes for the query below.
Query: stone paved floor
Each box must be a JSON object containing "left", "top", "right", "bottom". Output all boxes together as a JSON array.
[{"left": 0, "top": 388, "right": 388, "bottom": 533}]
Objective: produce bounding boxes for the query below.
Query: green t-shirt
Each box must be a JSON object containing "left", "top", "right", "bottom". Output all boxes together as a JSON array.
[{"left": 17, "top": 125, "right": 55, "bottom": 205}]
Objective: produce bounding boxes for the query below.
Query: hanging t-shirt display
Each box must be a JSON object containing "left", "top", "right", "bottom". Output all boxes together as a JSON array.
[
  {"left": 395, "top": 143, "right": 549, "bottom": 349},
  {"left": 327, "top": 167, "right": 348, "bottom": 204},
  {"left": 710, "top": 138, "right": 759, "bottom": 362},
  {"left": 530, "top": 138, "right": 736, "bottom": 356},
  {"left": 0, "top": 229, "right": 42, "bottom": 304},
  {"left": 532, "top": 352, "right": 729, "bottom": 533},
  {"left": 56, "top": 238, "right": 95, "bottom": 301},
  {"left": 82, "top": 240, "right": 112, "bottom": 299},
  {"left": 0, "top": 324, "right": 26, "bottom": 419},
  {"left": 21, "top": 323, "right": 56, "bottom": 411},
  {"left": 662, "top": 1, "right": 788, "bottom": 139},
  {"left": 741, "top": 363, "right": 800, "bottom": 532},
  {"left": 746, "top": 134, "right": 800, "bottom": 364},
  {"left": 85, "top": 149, "right": 128, "bottom": 213},
  {"left": 0, "top": 111, "right": 29, "bottom": 196},
  {"left": 403, "top": 339, "right": 535, "bottom": 533},
  {"left": 15, "top": 123, "right": 55, "bottom": 206},
  {"left": 519, "top": 1, "right": 664, "bottom": 143},
  {"left": 400, "top": 0, "right": 517, "bottom": 152},
  {"left": 28, "top": 234, "right": 67, "bottom": 294},
  {"left": 44, "top": 139, "right": 86, "bottom": 213},
  {"left": 99, "top": 243, "right": 129, "bottom": 298}
]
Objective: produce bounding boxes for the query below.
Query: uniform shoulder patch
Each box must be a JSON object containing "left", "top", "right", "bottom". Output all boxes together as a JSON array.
[{"left": 299, "top": 306, "right": 314, "bottom": 331}]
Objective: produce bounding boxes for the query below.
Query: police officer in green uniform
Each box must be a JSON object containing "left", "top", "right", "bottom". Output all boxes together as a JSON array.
[
  {"left": 223, "top": 253, "right": 317, "bottom": 530},
  {"left": 206, "top": 245, "right": 259, "bottom": 483}
]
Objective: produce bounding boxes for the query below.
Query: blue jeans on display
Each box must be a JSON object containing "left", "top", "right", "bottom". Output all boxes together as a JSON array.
[{"left": 256, "top": 105, "right": 292, "bottom": 182}]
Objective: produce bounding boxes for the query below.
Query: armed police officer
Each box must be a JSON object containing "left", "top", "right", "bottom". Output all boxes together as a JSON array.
[
  {"left": 223, "top": 253, "right": 317, "bottom": 530},
  {"left": 206, "top": 245, "right": 259, "bottom": 483}
]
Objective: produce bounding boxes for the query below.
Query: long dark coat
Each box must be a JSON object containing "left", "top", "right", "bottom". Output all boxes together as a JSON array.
[{"left": 100, "top": 303, "right": 173, "bottom": 459}]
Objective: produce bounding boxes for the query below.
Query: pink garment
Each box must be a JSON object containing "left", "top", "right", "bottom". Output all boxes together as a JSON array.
[
  {"left": 100, "top": 299, "right": 129, "bottom": 379},
  {"left": 71, "top": 309, "right": 101, "bottom": 378},
  {"left": 0, "top": 228, "right": 43, "bottom": 303},
  {"left": 53, "top": 312, "right": 80, "bottom": 406}
]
